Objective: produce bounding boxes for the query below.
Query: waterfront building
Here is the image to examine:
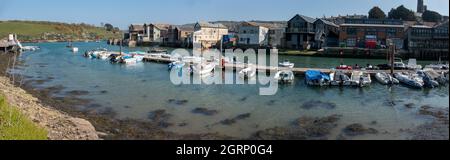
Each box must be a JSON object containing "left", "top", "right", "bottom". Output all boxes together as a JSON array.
[
  {"left": 237, "top": 22, "right": 270, "bottom": 47},
  {"left": 177, "top": 26, "right": 194, "bottom": 47},
  {"left": 284, "top": 14, "right": 316, "bottom": 50},
  {"left": 405, "top": 20, "right": 449, "bottom": 60},
  {"left": 193, "top": 22, "right": 228, "bottom": 49},
  {"left": 268, "top": 27, "right": 285, "bottom": 48},
  {"left": 127, "top": 24, "right": 145, "bottom": 42},
  {"left": 166, "top": 25, "right": 179, "bottom": 44},
  {"left": 338, "top": 18, "right": 405, "bottom": 49},
  {"left": 313, "top": 19, "right": 339, "bottom": 49}
]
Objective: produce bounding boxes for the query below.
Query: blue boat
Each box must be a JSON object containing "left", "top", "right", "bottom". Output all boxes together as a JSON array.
[{"left": 305, "top": 70, "right": 331, "bottom": 86}]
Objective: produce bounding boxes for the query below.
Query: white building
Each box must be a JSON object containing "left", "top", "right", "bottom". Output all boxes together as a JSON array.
[
  {"left": 193, "top": 22, "right": 228, "bottom": 48},
  {"left": 237, "top": 22, "right": 269, "bottom": 46}
]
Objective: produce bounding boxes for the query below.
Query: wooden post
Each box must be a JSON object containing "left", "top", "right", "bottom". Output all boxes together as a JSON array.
[{"left": 389, "top": 41, "right": 395, "bottom": 75}]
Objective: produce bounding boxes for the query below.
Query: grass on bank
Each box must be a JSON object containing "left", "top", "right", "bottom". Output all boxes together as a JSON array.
[
  {"left": 0, "top": 20, "right": 121, "bottom": 41},
  {"left": 0, "top": 95, "right": 48, "bottom": 140}
]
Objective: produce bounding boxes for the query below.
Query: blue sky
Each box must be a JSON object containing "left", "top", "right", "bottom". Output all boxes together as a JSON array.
[{"left": 0, "top": 0, "right": 448, "bottom": 29}]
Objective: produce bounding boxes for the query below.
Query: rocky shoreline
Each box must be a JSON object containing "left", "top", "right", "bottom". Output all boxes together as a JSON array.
[{"left": 1, "top": 76, "right": 99, "bottom": 140}]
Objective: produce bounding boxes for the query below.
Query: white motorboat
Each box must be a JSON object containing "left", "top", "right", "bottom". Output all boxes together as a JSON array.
[
  {"left": 21, "top": 46, "right": 40, "bottom": 51},
  {"left": 279, "top": 60, "right": 295, "bottom": 68},
  {"left": 183, "top": 56, "right": 203, "bottom": 64},
  {"left": 393, "top": 58, "right": 407, "bottom": 70},
  {"left": 239, "top": 67, "right": 256, "bottom": 79},
  {"left": 394, "top": 72, "right": 424, "bottom": 89},
  {"left": 71, "top": 47, "right": 79, "bottom": 52},
  {"left": 274, "top": 70, "right": 294, "bottom": 83},
  {"left": 375, "top": 72, "right": 399, "bottom": 85},
  {"left": 344, "top": 71, "right": 371, "bottom": 87},
  {"left": 98, "top": 52, "right": 112, "bottom": 60},
  {"left": 424, "top": 64, "right": 449, "bottom": 70},
  {"left": 330, "top": 71, "right": 351, "bottom": 86},
  {"left": 192, "top": 63, "right": 215, "bottom": 75},
  {"left": 120, "top": 56, "right": 137, "bottom": 64},
  {"left": 406, "top": 59, "right": 422, "bottom": 70}
]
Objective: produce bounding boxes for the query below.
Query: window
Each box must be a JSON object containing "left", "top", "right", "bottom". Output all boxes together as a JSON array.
[
  {"left": 346, "top": 38, "right": 356, "bottom": 47},
  {"left": 387, "top": 28, "right": 396, "bottom": 37},
  {"left": 347, "top": 28, "right": 357, "bottom": 35}
]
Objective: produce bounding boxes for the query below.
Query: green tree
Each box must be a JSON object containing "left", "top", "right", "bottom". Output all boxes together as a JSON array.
[
  {"left": 104, "top": 23, "right": 114, "bottom": 31},
  {"left": 388, "top": 5, "right": 416, "bottom": 21},
  {"left": 422, "top": 10, "right": 442, "bottom": 22},
  {"left": 369, "top": 6, "right": 386, "bottom": 19}
]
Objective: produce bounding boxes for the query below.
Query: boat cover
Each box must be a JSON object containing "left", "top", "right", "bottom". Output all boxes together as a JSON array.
[{"left": 306, "top": 70, "right": 330, "bottom": 81}]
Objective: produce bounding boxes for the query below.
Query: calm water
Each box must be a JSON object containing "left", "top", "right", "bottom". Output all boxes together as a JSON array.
[{"left": 14, "top": 42, "right": 449, "bottom": 139}]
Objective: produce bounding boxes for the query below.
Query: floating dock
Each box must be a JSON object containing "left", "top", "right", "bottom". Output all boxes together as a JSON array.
[{"left": 140, "top": 55, "right": 449, "bottom": 75}]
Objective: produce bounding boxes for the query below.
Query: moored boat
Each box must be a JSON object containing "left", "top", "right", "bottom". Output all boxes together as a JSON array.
[
  {"left": 120, "top": 55, "right": 137, "bottom": 64},
  {"left": 274, "top": 70, "right": 294, "bottom": 83},
  {"left": 192, "top": 63, "right": 215, "bottom": 75},
  {"left": 330, "top": 71, "right": 350, "bottom": 86},
  {"left": 417, "top": 70, "right": 440, "bottom": 88},
  {"left": 394, "top": 72, "right": 424, "bottom": 89},
  {"left": 305, "top": 70, "right": 330, "bottom": 86},
  {"left": 336, "top": 64, "right": 353, "bottom": 70},
  {"left": 375, "top": 72, "right": 399, "bottom": 85},
  {"left": 239, "top": 67, "right": 256, "bottom": 79},
  {"left": 21, "top": 46, "right": 40, "bottom": 51},
  {"left": 71, "top": 47, "right": 79, "bottom": 52},
  {"left": 406, "top": 59, "right": 422, "bottom": 70},
  {"left": 279, "top": 60, "right": 295, "bottom": 68},
  {"left": 345, "top": 71, "right": 371, "bottom": 87},
  {"left": 168, "top": 61, "right": 185, "bottom": 70}
]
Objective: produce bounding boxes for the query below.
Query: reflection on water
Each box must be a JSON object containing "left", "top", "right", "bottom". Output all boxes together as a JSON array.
[{"left": 13, "top": 42, "right": 449, "bottom": 139}]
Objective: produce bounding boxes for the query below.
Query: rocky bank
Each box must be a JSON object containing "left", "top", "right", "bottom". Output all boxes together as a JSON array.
[{"left": 0, "top": 76, "right": 99, "bottom": 140}]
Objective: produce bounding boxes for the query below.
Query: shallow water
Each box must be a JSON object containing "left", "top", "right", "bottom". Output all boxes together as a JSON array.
[{"left": 13, "top": 42, "right": 449, "bottom": 139}]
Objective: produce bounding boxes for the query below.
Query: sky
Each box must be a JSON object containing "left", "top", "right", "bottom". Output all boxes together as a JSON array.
[{"left": 0, "top": 0, "right": 448, "bottom": 29}]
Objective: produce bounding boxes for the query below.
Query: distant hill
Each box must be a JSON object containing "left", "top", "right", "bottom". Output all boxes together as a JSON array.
[
  {"left": 0, "top": 20, "right": 122, "bottom": 42},
  {"left": 178, "top": 20, "right": 287, "bottom": 32}
]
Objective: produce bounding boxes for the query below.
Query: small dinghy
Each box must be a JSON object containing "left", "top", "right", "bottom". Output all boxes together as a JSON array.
[
  {"left": 192, "top": 63, "right": 215, "bottom": 75},
  {"left": 279, "top": 60, "right": 295, "bottom": 68},
  {"left": 274, "top": 70, "right": 294, "bottom": 83},
  {"left": 305, "top": 70, "right": 330, "bottom": 86},
  {"left": 239, "top": 67, "right": 256, "bottom": 79},
  {"left": 375, "top": 72, "right": 399, "bottom": 85},
  {"left": 394, "top": 72, "right": 424, "bottom": 89},
  {"left": 330, "top": 71, "right": 350, "bottom": 86}
]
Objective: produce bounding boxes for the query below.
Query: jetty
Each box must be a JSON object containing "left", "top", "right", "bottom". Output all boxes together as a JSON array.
[
  {"left": 0, "top": 34, "right": 22, "bottom": 53},
  {"left": 139, "top": 55, "right": 449, "bottom": 76}
]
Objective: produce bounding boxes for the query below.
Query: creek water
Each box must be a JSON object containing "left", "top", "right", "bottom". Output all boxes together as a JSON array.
[{"left": 12, "top": 42, "right": 449, "bottom": 139}]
